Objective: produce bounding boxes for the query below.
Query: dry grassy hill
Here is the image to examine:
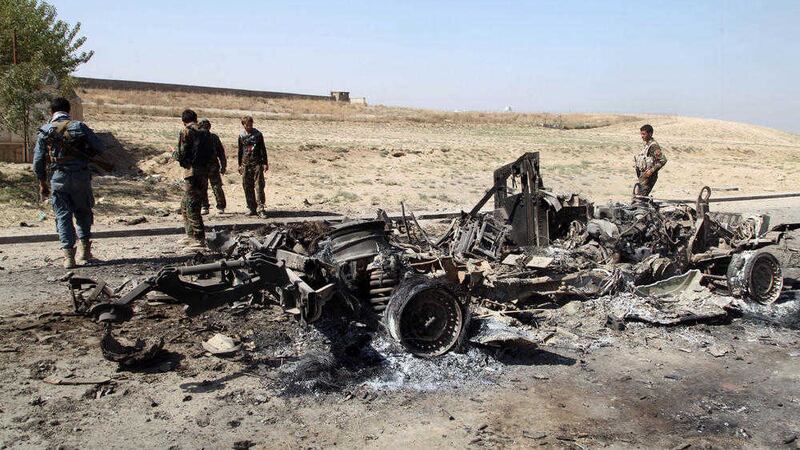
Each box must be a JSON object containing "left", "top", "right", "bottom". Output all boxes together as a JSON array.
[{"left": 1, "top": 87, "right": 798, "bottom": 227}]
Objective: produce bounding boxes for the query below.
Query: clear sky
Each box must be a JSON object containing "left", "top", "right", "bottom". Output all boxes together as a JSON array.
[{"left": 51, "top": 0, "right": 799, "bottom": 133}]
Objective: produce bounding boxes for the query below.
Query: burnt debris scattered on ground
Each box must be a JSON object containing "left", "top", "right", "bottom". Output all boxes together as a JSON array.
[{"left": 61, "top": 152, "right": 799, "bottom": 392}]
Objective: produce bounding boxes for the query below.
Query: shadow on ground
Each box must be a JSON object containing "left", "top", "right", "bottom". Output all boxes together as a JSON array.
[{"left": 491, "top": 345, "right": 578, "bottom": 366}]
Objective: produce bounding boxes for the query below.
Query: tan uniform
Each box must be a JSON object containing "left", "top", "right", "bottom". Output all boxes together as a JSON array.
[{"left": 634, "top": 138, "right": 667, "bottom": 196}]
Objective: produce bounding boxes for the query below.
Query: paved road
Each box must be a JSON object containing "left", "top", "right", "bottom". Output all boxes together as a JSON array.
[
  {"left": 1, "top": 195, "right": 797, "bottom": 246},
  {"left": 708, "top": 196, "right": 800, "bottom": 226}
]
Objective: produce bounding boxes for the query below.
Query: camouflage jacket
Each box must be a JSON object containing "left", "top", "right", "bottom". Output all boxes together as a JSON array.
[
  {"left": 237, "top": 128, "right": 267, "bottom": 167},
  {"left": 173, "top": 122, "right": 214, "bottom": 178},
  {"left": 208, "top": 133, "right": 227, "bottom": 171},
  {"left": 634, "top": 138, "right": 667, "bottom": 177}
]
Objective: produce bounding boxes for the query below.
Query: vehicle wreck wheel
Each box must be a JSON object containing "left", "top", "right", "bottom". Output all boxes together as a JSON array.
[
  {"left": 726, "top": 250, "right": 784, "bottom": 305},
  {"left": 385, "top": 279, "right": 464, "bottom": 357}
]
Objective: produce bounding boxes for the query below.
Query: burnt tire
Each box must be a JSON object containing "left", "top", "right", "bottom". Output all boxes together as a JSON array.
[
  {"left": 726, "top": 250, "right": 783, "bottom": 305},
  {"left": 385, "top": 278, "right": 464, "bottom": 357}
]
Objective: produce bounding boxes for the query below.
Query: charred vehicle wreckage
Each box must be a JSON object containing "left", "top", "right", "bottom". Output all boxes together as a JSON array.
[{"left": 68, "top": 152, "right": 796, "bottom": 365}]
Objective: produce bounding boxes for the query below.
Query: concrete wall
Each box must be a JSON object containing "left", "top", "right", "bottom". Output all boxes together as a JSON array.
[{"left": 77, "top": 77, "right": 339, "bottom": 102}]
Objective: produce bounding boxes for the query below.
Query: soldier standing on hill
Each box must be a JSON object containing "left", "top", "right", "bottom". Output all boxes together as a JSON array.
[
  {"left": 173, "top": 109, "right": 214, "bottom": 249},
  {"left": 33, "top": 97, "right": 106, "bottom": 269},
  {"left": 634, "top": 124, "right": 667, "bottom": 196},
  {"left": 198, "top": 119, "right": 227, "bottom": 215},
  {"left": 237, "top": 116, "right": 268, "bottom": 217}
]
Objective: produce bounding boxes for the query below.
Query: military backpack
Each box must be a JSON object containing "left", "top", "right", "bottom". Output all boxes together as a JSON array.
[{"left": 42, "top": 120, "right": 96, "bottom": 162}]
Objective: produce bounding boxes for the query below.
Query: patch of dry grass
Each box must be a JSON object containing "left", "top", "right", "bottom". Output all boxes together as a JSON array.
[
  {"left": 78, "top": 88, "right": 639, "bottom": 128},
  {"left": 2, "top": 86, "right": 798, "bottom": 229}
]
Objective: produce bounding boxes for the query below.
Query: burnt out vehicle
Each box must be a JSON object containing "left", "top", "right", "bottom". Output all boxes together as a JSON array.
[
  {"left": 438, "top": 153, "right": 789, "bottom": 307},
  {"left": 69, "top": 152, "right": 794, "bottom": 363},
  {"left": 71, "top": 218, "right": 470, "bottom": 359}
]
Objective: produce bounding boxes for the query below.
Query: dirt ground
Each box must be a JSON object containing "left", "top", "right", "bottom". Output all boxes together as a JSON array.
[
  {"left": 1, "top": 90, "right": 799, "bottom": 449},
  {"left": 1, "top": 88, "right": 799, "bottom": 228},
  {"left": 0, "top": 216, "right": 799, "bottom": 449}
]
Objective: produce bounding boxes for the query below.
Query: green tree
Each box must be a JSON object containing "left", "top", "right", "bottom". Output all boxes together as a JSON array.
[{"left": 0, "top": 0, "right": 93, "bottom": 137}]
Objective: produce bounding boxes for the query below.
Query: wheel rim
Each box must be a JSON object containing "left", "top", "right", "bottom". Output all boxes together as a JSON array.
[
  {"left": 749, "top": 254, "right": 783, "bottom": 304},
  {"left": 394, "top": 286, "right": 463, "bottom": 357}
]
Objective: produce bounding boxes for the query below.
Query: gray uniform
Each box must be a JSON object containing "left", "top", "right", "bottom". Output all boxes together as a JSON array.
[{"left": 32, "top": 112, "right": 105, "bottom": 249}]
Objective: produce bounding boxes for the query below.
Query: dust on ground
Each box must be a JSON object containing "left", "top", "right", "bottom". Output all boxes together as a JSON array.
[
  {"left": 1, "top": 88, "right": 800, "bottom": 449},
  {"left": 0, "top": 223, "right": 799, "bottom": 449},
  {"left": 1, "top": 87, "right": 799, "bottom": 227}
]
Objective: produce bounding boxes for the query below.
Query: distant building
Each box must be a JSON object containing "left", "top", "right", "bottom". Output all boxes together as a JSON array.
[
  {"left": 350, "top": 97, "right": 368, "bottom": 106},
  {"left": 330, "top": 91, "right": 350, "bottom": 102}
]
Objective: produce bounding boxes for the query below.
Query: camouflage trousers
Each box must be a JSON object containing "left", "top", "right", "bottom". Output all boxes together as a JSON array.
[
  {"left": 182, "top": 174, "right": 208, "bottom": 240},
  {"left": 636, "top": 173, "right": 659, "bottom": 196},
  {"left": 201, "top": 166, "right": 227, "bottom": 210},
  {"left": 241, "top": 164, "right": 265, "bottom": 212}
]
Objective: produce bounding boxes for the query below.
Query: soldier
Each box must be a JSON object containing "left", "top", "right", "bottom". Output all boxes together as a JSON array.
[
  {"left": 634, "top": 124, "right": 667, "bottom": 196},
  {"left": 173, "top": 109, "right": 214, "bottom": 249},
  {"left": 198, "top": 119, "right": 227, "bottom": 215},
  {"left": 237, "top": 116, "right": 269, "bottom": 217},
  {"left": 33, "top": 97, "right": 106, "bottom": 269}
]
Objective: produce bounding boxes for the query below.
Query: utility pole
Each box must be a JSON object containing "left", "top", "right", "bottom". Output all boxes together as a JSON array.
[{"left": 11, "top": 30, "right": 31, "bottom": 163}]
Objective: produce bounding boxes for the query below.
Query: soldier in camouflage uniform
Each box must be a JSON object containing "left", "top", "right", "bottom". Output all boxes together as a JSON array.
[
  {"left": 634, "top": 124, "right": 667, "bottom": 196},
  {"left": 173, "top": 109, "right": 214, "bottom": 249},
  {"left": 237, "top": 116, "right": 268, "bottom": 217},
  {"left": 33, "top": 97, "right": 105, "bottom": 269},
  {"left": 198, "top": 119, "right": 227, "bottom": 215}
]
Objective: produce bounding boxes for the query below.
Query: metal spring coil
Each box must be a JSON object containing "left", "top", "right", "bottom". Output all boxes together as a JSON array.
[{"left": 366, "top": 268, "right": 398, "bottom": 314}]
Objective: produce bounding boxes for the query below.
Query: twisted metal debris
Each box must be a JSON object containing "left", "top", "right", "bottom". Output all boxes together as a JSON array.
[{"left": 68, "top": 152, "right": 794, "bottom": 365}]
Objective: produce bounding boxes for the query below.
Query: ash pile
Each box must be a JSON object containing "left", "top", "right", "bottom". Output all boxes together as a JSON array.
[{"left": 68, "top": 152, "right": 799, "bottom": 391}]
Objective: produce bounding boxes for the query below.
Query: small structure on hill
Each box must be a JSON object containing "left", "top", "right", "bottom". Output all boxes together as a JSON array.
[{"left": 330, "top": 91, "right": 350, "bottom": 102}]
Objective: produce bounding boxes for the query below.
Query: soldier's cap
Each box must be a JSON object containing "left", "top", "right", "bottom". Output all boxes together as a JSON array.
[{"left": 198, "top": 118, "right": 211, "bottom": 128}]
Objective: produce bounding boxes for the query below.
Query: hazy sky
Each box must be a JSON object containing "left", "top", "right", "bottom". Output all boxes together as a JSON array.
[{"left": 51, "top": 0, "right": 799, "bottom": 133}]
